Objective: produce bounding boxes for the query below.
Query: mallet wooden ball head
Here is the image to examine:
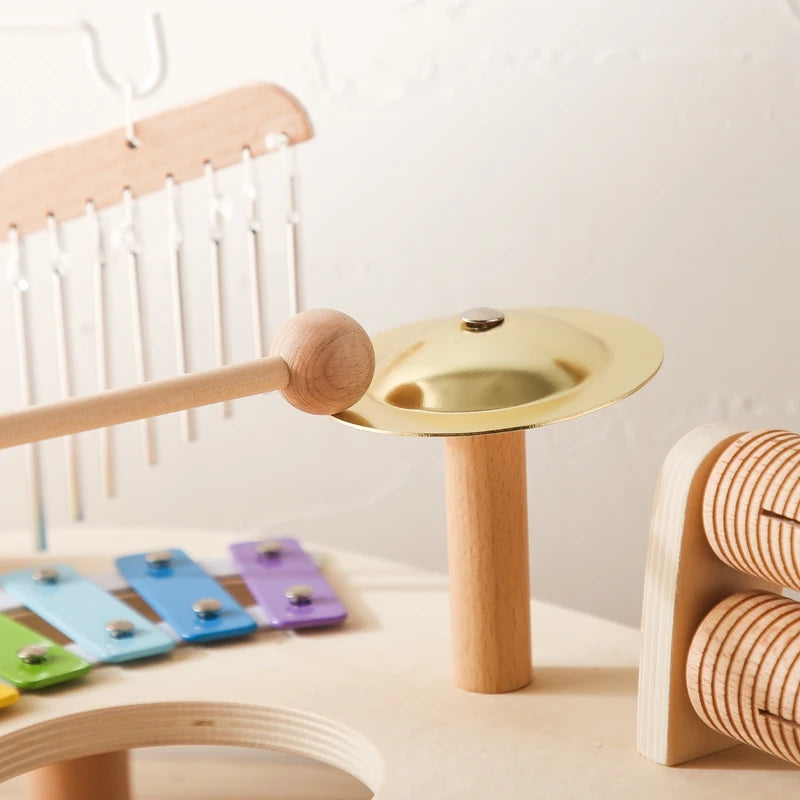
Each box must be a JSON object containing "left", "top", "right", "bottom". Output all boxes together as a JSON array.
[{"left": 271, "top": 308, "right": 375, "bottom": 416}]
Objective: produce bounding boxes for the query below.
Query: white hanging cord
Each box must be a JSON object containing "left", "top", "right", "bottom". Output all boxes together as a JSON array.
[
  {"left": 7, "top": 227, "right": 47, "bottom": 549},
  {"left": 86, "top": 201, "right": 115, "bottom": 497},
  {"left": 121, "top": 188, "right": 157, "bottom": 465},
  {"left": 205, "top": 161, "right": 232, "bottom": 417},
  {"left": 46, "top": 215, "right": 83, "bottom": 521},
  {"left": 165, "top": 175, "right": 195, "bottom": 441},
  {"left": 266, "top": 133, "right": 302, "bottom": 317},
  {"left": 122, "top": 80, "right": 140, "bottom": 149},
  {"left": 242, "top": 146, "right": 267, "bottom": 357}
]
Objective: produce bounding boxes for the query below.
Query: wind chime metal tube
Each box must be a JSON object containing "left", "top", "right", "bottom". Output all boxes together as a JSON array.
[
  {"left": 46, "top": 215, "right": 83, "bottom": 521},
  {"left": 121, "top": 188, "right": 157, "bottom": 465},
  {"left": 86, "top": 200, "right": 115, "bottom": 497},
  {"left": 267, "top": 132, "right": 302, "bottom": 318},
  {"left": 164, "top": 175, "right": 195, "bottom": 441},
  {"left": 242, "top": 146, "right": 267, "bottom": 357},
  {"left": 7, "top": 227, "right": 46, "bottom": 549},
  {"left": 205, "top": 161, "right": 232, "bottom": 418}
]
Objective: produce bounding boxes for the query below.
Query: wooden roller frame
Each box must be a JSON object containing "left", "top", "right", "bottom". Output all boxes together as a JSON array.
[{"left": 638, "top": 425, "right": 800, "bottom": 767}]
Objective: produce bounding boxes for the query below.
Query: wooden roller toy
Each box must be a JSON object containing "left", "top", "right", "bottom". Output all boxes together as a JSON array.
[{"left": 639, "top": 426, "right": 800, "bottom": 768}]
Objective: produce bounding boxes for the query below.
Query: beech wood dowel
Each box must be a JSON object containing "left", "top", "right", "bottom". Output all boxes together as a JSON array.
[
  {"left": 444, "top": 430, "right": 533, "bottom": 693},
  {"left": 26, "top": 752, "right": 131, "bottom": 800},
  {"left": 0, "top": 356, "right": 290, "bottom": 450}
]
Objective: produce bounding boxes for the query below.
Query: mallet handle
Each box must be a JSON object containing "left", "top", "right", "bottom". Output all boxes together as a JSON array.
[{"left": 0, "top": 356, "right": 289, "bottom": 450}]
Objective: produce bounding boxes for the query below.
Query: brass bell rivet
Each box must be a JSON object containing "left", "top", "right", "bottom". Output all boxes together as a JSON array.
[
  {"left": 285, "top": 584, "right": 314, "bottom": 606},
  {"left": 105, "top": 619, "right": 135, "bottom": 639},
  {"left": 31, "top": 567, "right": 59, "bottom": 584},
  {"left": 145, "top": 551, "right": 173, "bottom": 569},
  {"left": 460, "top": 307, "right": 505, "bottom": 332},
  {"left": 17, "top": 644, "right": 49, "bottom": 665},
  {"left": 256, "top": 540, "right": 283, "bottom": 559},
  {"left": 192, "top": 598, "right": 222, "bottom": 620}
]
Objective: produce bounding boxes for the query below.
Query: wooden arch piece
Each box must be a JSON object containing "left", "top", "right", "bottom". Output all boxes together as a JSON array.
[{"left": 637, "top": 425, "right": 782, "bottom": 766}]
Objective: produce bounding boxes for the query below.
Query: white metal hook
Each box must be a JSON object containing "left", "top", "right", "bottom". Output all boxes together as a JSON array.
[
  {"left": 0, "top": 11, "right": 167, "bottom": 100},
  {"left": 77, "top": 11, "right": 166, "bottom": 100}
]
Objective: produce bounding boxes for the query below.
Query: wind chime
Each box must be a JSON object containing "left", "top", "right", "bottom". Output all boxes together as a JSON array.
[{"left": 0, "top": 14, "right": 310, "bottom": 549}]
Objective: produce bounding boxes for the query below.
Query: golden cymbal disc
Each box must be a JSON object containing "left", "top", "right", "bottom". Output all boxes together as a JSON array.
[{"left": 334, "top": 307, "right": 662, "bottom": 437}]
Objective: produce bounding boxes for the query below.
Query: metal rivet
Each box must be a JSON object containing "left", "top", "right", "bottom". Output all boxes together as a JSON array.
[
  {"left": 460, "top": 307, "right": 505, "bottom": 332},
  {"left": 256, "top": 540, "right": 283, "bottom": 559},
  {"left": 17, "top": 644, "right": 49, "bottom": 665},
  {"left": 145, "top": 551, "right": 173, "bottom": 569},
  {"left": 285, "top": 584, "right": 314, "bottom": 606},
  {"left": 105, "top": 619, "right": 135, "bottom": 639},
  {"left": 31, "top": 567, "right": 59, "bottom": 584},
  {"left": 192, "top": 598, "right": 222, "bottom": 620}
]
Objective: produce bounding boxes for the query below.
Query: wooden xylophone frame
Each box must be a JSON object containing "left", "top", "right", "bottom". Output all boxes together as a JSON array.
[
  {"left": 638, "top": 424, "right": 800, "bottom": 767},
  {"left": 5, "top": 525, "right": 800, "bottom": 800}
]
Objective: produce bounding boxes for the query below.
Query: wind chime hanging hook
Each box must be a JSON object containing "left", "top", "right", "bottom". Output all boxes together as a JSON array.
[
  {"left": 76, "top": 11, "right": 167, "bottom": 101},
  {"left": 0, "top": 12, "right": 167, "bottom": 100},
  {"left": 0, "top": 12, "right": 167, "bottom": 147}
]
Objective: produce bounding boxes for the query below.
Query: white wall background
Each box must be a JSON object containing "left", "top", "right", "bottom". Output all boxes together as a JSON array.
[{"left": 0, "top": 0, "right": 798, "bottom": 627}]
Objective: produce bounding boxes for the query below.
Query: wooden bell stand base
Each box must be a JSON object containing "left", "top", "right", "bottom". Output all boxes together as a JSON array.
[
  {"left": 445, "top": 431, "right": 532, "bottom": 694},
  {"left": 26, "top": 754, "right": 130, "bottom": 800}
]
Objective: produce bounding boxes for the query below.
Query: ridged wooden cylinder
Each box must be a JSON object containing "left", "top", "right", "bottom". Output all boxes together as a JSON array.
[
  {"left": 703, "top": 429, "right": 800, "bottom": 590},
  {"left": 687, "top": 591, "right": 800, "bottom": 766}
]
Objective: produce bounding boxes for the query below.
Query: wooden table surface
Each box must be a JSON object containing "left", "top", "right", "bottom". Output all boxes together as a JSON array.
[{"left": 0, "top": 526, "right": 797, "bottom": 799}]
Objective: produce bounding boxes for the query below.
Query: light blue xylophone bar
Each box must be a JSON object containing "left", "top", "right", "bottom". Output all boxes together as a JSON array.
[{"left": 1, "top": 564, "right": 175, "bottom": 663}]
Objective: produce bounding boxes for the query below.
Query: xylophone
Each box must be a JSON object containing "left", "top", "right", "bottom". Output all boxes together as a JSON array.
[{"left": 0, "top": 537, "right": 345, "bottom": 690}]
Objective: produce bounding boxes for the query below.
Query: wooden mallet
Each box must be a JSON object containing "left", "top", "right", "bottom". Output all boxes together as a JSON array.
[{"left": 0, "top": 309, "right": 375, "bottom": 450}]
